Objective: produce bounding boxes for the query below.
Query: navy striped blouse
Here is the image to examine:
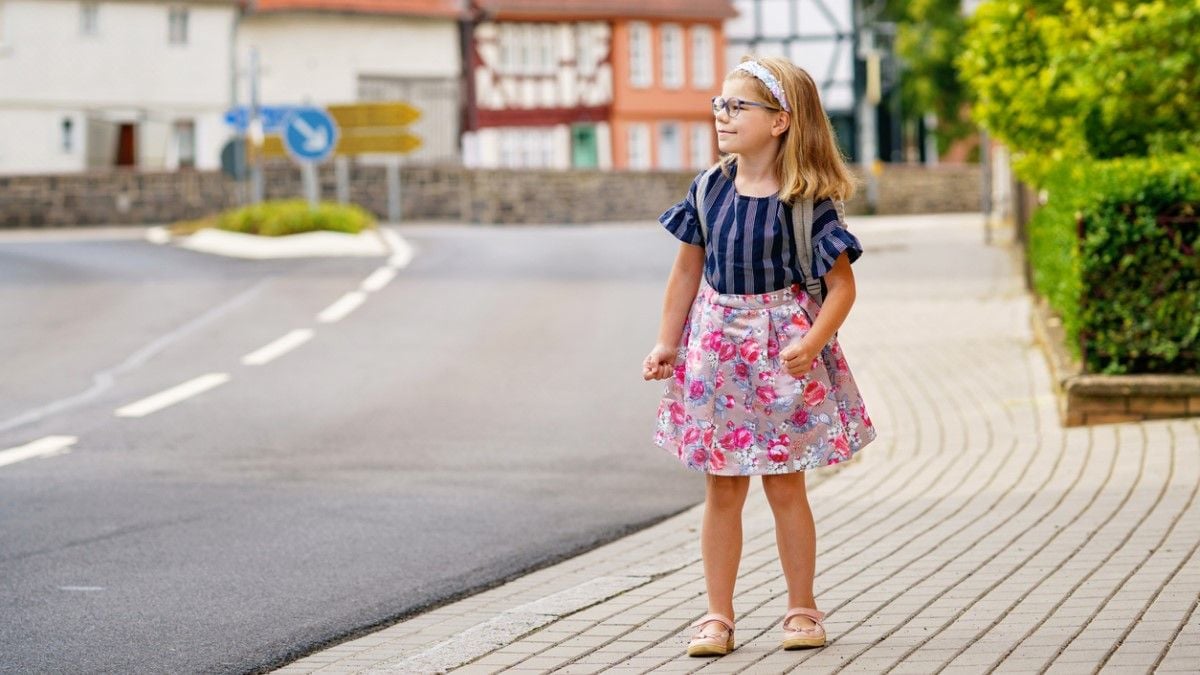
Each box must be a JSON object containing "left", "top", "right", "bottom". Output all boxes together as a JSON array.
[{"left": 659, "top": 161, "right": 864, "bottom": 295}]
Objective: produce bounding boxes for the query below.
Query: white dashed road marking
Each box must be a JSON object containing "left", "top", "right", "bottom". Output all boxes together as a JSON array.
[
  {"left": 0, "top": 436, "right": 78, "bottom": 468},
  {"left": 316, "top": 291, "right": 366, "bottom": 324},
  {"left": 361, "top": 266, "right": 396, "bottom": 293},
  {"left": 241, "top": 329, "right": 314, "bottom": 366},
  {"left": 114, "top": 373, "right": 231, "bottom": 418}
]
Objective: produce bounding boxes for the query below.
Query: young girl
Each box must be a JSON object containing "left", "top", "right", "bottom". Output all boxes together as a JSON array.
[{"left": 641, "top": 56, "right": 877, "bottom": 657}]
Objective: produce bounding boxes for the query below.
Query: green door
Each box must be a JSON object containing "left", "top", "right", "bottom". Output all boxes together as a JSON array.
[{"left": 572, "top": 124, "right": 598, "bottom": 168}]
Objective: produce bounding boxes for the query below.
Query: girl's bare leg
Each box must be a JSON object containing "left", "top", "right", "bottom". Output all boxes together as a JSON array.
[
  {"left": 762, "top": 471, "right": 819, "bottom": 628},
  {"left": 701, "top": 474, "right": 751, "bottom": 619}
]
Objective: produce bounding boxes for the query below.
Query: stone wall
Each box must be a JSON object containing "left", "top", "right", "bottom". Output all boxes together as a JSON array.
[{"left": 0, "top": 161, "right": 982, "bottom": 228}]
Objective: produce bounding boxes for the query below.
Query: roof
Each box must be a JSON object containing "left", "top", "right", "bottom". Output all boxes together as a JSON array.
[
  {"left": 250, "top": 0, "right": 462, "bottom": 18},
  {"left": 475, "top": 0, "right": 738, "bottom": 20}
]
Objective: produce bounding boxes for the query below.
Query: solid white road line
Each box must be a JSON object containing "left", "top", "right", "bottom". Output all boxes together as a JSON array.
[
  {"left": 241, "top": 329, "right": 314, "bottom": 366},
  {"left": 0, "top": 436, "right": 78, "bottom": 468},
  {"left": 361, "top": 266, "right": 397, "bottom": 293},
  {"left": 317, "top": 291, "right": 366, "bottom": 323},
  {"left": 382, "top": 228, "right": 415, "bottom": 269},
  {"left": 114, "top": 373, "right": 231, "bottom": 418}
]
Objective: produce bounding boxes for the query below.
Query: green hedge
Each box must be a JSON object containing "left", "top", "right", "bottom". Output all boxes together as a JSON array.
[
  {"left": 215, "top": 199, "right": 376, "bottom": 237},
  {"left": 1028, "top": 154, "right": 1200, "bottom": 374}
]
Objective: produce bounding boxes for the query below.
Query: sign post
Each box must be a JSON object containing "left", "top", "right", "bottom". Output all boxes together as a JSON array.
[{"left": 281, "top": 107, "right": 339, "bottom": 209}]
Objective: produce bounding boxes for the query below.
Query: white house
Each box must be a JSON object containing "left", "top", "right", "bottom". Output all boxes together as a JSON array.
[
  {"left": 238, "top": 0, "right": 462, "bottom": 164},
  {"left": 724, "top": 0, "right": 859, "bottom": 159},
  {"left": 0, "top": 0, "right": 240, "bottom": 174}
]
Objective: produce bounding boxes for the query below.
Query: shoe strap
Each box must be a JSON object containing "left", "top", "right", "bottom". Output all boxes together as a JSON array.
[
  {"left": 782, "top": 607, "right": 826, "bottom": 628},
  {"left": 689, "top": 612, "right": 734, "bottom": 636}
]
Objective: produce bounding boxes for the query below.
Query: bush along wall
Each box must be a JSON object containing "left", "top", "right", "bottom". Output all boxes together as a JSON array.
[{"left": 1027, "top": 153, "right": 1200, "bottom": 375}]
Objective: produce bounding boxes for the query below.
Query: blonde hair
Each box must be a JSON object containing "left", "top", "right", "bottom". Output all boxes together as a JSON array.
[{"left": 719, "top": 55, "right": 857, "bottom": 204}]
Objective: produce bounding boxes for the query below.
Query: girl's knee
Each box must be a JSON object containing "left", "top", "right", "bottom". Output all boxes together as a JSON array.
[
  {"left": 762, "top": 472, "right": 807, "bottom": 504},
  {"left": 705, "top": 474, "right": 750, "bottom": 507}
]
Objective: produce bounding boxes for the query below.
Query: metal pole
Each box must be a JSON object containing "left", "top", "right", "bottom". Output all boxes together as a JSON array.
[
  {"left": 335, "top": 155, "right": 350, "bottom": 204},
  {"left": 302, "top": 162, "right": 319, "bottom": 210},
  {"left": 229, "top": 10, "right": 245, "bottom": 206},
  {"left": 386, "top": 161, "right": 402, "bottom": 223},
  {"left": 249, "top": 46, "right": 264, "bottom": 204},
  {"left": 980, "top": 129, "right": 992, "bottom": 244}
]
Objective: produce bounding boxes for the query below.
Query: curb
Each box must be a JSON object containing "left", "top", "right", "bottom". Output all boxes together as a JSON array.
[{"left": 144, "top": 224, "right": 393, "bottom": 259}]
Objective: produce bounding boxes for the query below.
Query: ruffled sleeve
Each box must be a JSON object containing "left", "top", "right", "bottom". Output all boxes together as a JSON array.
[
  {"left": 658, "top": 170, "right": 706, "bottom": 247},
  {"left": 809, "top": 198, "right": 863, "bottom": 278}
]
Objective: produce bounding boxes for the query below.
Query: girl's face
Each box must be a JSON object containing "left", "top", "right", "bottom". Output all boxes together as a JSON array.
[{"left": 713, "top": 76, "right": 785, "bottom": 155}]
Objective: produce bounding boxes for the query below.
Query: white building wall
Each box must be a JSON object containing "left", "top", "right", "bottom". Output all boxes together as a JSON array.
[
  {"left": 725, "top": 0, "right": 855, "bottom": 112},
  {"left": 236, "top": 13, "right": 461, "bottom": 164},
  {"left": 0, "top": 0, "right": 236, "bottom": 174}
]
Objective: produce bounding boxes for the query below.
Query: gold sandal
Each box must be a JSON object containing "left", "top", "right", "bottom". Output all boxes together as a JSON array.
[{"left": 686, "top": 612, "right": 735, "bottom": 657}]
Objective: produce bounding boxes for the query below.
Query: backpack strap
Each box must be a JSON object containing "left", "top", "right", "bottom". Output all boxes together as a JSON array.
[
  {"left": 694, "top": 163, "right": 723, "bottom": 246},
  {"left": 794, "top": 197, "right": 824, "bottom": 304}
]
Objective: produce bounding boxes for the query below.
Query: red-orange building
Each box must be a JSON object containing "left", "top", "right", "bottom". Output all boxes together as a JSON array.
[{"left": 464, "top": 0, "right": 736, "bottom": 171}]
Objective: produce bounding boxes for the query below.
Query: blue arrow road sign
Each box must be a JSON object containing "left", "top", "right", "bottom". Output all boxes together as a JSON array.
[
  {"left": 223, "top": 105, "right": 295, "bottom": 133},
  {"left": 282, "top": 107, "right": 338, "bottom": 162}
]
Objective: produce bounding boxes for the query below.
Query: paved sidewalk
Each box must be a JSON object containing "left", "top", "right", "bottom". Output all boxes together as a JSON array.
[{"left": 274, "top": 214, "right": 1199, "bottom": 674}]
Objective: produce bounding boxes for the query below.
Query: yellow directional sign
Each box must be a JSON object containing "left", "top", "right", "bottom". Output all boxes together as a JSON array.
[
  {"left": 327, "top": 102, "right": 421, "bottom": 128},
  {"left": 255, "top": 101, "right": 423, "bottom": 157},
  {"left": 259, "top": 130, "right": 422, "bottom": 157}
]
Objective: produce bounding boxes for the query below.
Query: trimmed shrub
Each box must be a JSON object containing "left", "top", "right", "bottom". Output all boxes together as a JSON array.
[
  {"left": 1028, "top": 154, "right": 1200, "bottom": 374},
  {"left": 215, "top": 199, "right": 376, "bottom": 237}
]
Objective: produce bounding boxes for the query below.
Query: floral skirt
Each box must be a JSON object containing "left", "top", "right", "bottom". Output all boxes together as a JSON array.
[{"left": 654, "top": 279, "right": 877, "bottom": 476}]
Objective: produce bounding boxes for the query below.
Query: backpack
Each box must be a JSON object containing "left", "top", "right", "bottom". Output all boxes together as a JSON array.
[{"left": 693, "top": 164, "right": 847, "bottom": 307}]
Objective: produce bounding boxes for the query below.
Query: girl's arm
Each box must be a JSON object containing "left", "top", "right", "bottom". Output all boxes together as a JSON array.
[
  {"left": 782, "top": 251, "right": 856, "bottom": 376},
  {"left": 643, "top": 242, "right": 705, "bottom": 380}
]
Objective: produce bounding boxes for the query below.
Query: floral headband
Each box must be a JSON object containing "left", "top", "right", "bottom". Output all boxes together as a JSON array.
[{"left": 735, "top": 61, "right": 791, "bottom": 113}]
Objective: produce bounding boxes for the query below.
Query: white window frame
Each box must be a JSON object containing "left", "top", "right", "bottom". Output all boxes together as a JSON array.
[
  {"left": 61, "top": 117, "right": 74, "bottom": 154},
  {"left": 658, "top": 122, "right": 683, "bottom": 170},
  {"left": 689, "top": 122, "right": 712, "bottom": 170},
  {"left": 660, "top": 24, "right": 683, "bottom": 90},
  {"left": 690, "top": 25, "right": 715, "bottom": 89},
  {"left": 168, "top": 6, "right": 188, "bottom": 45},
  {"left": 80, "top": 2, "right": 99, "bottom": 36},
  {"left": 173, "top": 119, "right": 196, "bottom": 169},
  {"left": 626, "top": 123, "right": 651, "bottom": 170},
  {"left": 628, "top": 22, "right": 652, "bottom": 88}
]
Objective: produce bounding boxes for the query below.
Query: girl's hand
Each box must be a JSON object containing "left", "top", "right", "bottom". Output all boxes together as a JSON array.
[
  {"left": 780, "top": 339, "right": 821, "bottom": 378},
  {"left": 642, "top": 344, "right": 677, "bottom": 381}
]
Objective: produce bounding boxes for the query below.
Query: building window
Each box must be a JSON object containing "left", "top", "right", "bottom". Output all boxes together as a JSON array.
[
  {"left": 627, "top": 123, "right": 650, "bottom": 170},
  {"left": 691, "top": 25, "right": 715, "bottom": 88},
  {"left": 576, "top": 23, "right": 597, "bottom": 76},
  {"left": 168, "top": 6, "right": 188, "bottom": 45},
  {"left": 661, "top": 24, "right": 683, "bottom": 89},
  {"left": 658, "top": 122, "right": 682, "bottom": 169},
  {"left": 690, "top": 122, "right": 712, "bottom": 169},
  {"left": 629, "top": 22, "right": 652, "bottom": 88},
  {"left": 538, "top": 24, "right": 554, "bottom": 75},
  {"left": 174, "top": 119, "right": 195, "bottom": 169},
  {"left": 80, "top": 2, "right": 99, "bottom": 36},
  {"left": 61, "top": 118, "right": 74, "bottom": 153}
]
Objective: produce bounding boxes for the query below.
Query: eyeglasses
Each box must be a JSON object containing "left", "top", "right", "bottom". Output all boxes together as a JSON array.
[{"left": 711, "top": 96, "right": 781, "bottom": 119}]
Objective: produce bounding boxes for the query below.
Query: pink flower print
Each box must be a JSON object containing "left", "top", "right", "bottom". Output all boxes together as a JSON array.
[
  {"left": 833, "top": 435, "right": 851, "bottom": 458},
  {"left": 722, "top": 394, "right": 736, "bottom": 409},
  {"left": 691, "top": 447, "right": 708, "bottom": 465},
  {"left": 791, "top": 313, "right": 810, "bottom": 330},
  {"left": 718, "top": 341, "right": 737, "bottom": 362},
  {"left": 683, "top": 426, "right": 701, "bottom": 446},
  {"left": 669, "top": 401, "right": 686, "bottom": 425},
  {"left": 767, "top": 435, "right": 790, "bottom": 463},
  {"left": 836, "top": 356, "right": 848, "bottom": 372},
  {"left": 688, "top": 380, "right": 706, "bottom": 400},
  {"left": 655, "top": 429, "right": 666, "bottom": 445},
  {"left": 714, "top": 369, "right": 725, "bottom": 388},
  {"left": 735, "top": 362, "right": 750, "bottom": 379},
  {"left": 839, "top": 408, "right": 849, "bottom": 426},
  {"left": 803, "top": 380, "right": 828, "bottom": 406},
  {"left": 790, "top": 408, "right": 809, "bottom": 427},
  {"left": 674, "top": 364, "right": 686, "bottom": 385},
  {"left": 701, "top": 330, "right": 723, "bottom": 352},
  {"left": 755, "top": 385, "right": 778, "bottom": 406},
  {"left": 709, "top": 447, "right": 727, "bottom": 471},
  {"left": 703, "top": 427, "right": 714, "bottom": 446},
  {"left": 718, "top": 431, "right": 736, "bottom": 450},
  {"left": 767, "top": 337, "right": 780, "bottom": 360},
  {"left": 687, "top": 348, "right": 703, "bottom": 369},
  {"left": 732, "top": 427, "right": 753, "bottom": 449},
  {"left": 863, "top": 409, "right": 873, "bottom": 427},
  {"left": 740, "top": 341, "right": 760, "bottom": 363}
]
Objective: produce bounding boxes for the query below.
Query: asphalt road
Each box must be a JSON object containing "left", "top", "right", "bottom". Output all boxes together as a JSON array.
[{"left": 0, "top": 223, "right": 705, "bottom": 674}]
